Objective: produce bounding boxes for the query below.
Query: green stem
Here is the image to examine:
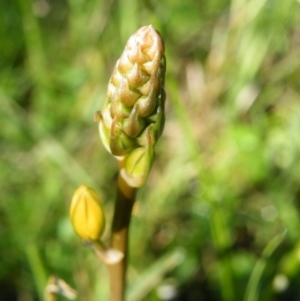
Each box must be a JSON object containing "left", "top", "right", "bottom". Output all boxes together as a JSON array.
[
  {"left": 109, "top": 161, "right": 137, "bottom": 301},
  {"left": 25, "top": 243, "right": 48, "bottom": 301},
  {"left": 210, "top": 207, "right": 234, "bottom": 301}
]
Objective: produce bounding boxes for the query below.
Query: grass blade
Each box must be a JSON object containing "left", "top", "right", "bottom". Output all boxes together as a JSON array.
[{"left": 244, "top": 231, "right": 286, "bottom": 301}]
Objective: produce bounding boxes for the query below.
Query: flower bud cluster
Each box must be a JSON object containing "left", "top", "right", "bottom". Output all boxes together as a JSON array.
[{"left": 96, "top": 25, "right": 166, "bottom": 187}]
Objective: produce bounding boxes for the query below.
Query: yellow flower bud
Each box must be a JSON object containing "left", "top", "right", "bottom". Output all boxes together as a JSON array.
[{"left": 70, "top": 185, "right": 105, "bottom": 241}]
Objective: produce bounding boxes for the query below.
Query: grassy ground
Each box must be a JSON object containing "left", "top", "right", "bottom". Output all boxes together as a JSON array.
[{"left": 1, "top": 0, "right": 300, "bottom": 300}]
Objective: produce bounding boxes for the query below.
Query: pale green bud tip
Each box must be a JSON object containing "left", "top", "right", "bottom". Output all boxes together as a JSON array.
[{"left": 70, "top": 185, "right": 105, "bottom": 241}]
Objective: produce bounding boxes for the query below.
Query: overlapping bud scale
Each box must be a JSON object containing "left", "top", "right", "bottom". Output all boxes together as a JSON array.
[{"left": 97, "top": 25, "right": 166, "bottom": 187}]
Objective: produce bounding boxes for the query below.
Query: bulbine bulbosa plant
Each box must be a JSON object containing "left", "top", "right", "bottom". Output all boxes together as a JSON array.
[{"left": 70, "top": 25, "right": 166, "bottom": 301}]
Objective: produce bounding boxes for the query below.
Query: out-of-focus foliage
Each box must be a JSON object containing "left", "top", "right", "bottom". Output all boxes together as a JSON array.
[{"left": 1, "top": 0, "right": 300, "bottom": 300}]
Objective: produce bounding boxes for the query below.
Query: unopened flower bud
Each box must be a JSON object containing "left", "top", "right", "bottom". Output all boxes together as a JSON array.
[
  {"left": 96, "top": 25, "right": 166, "bottom": 187},
  {"left": 70, "top": 185, "right": 105, "bottom": 241}
]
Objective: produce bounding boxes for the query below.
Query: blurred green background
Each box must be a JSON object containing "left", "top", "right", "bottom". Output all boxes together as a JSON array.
[{"left": 1, "top": 0, "right": 300, "bottom": 300}]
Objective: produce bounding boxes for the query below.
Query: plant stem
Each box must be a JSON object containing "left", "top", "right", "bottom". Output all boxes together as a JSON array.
[
  {"left": 25, "top": 243, "right": 48, "bottom": 301},
  {"left": 109, "top": 161, "right": 137, "bottom": 301}
]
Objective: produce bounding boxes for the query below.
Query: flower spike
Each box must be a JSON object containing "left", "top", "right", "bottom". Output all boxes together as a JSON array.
[{"left": 96, "top": 25, "right": 166, "bottom": 187}]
